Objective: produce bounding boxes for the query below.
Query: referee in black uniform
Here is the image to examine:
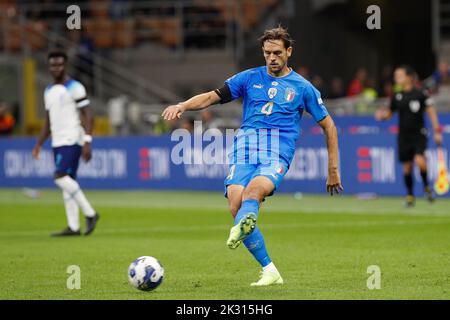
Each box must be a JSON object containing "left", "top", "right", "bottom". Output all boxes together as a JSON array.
[{"left": 376, "top": 65, "right": 443, "bottom": 207}]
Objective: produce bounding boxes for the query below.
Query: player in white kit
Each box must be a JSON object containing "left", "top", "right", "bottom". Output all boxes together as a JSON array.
[{"left": 32, "top": 50, "right": 100, "bottom": 236}]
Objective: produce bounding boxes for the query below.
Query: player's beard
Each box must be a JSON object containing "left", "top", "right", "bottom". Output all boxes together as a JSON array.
[{"left": 269, "top": 62, "right": 284, "bottom": 76}]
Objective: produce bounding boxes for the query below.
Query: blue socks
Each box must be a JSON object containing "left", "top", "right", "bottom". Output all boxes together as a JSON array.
[
  {"left": 243, "top": 226, "right": 272, "bottom": 267},
  {"left": 234, "top": 199, "right": 259, "bottom": 224},
  {"left": 234, "top": 199, "right": 271, "bottom": 268}
]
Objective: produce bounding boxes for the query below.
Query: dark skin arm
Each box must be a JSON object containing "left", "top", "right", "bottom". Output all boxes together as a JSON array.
[
  {"left": 80, "top": 106, "right": 94, "bottom": 162},
  {"left": 318, "top": 115, "right": 343, "bottom": 195},
  {"left": 32, "top": 111, "right": 51, "bottom": 160}
]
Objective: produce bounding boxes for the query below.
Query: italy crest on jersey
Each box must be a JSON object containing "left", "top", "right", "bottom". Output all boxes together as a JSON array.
[
  {"left": 277, "top": 165, "right": 284, "bottom": 174},
  {"left": 285, "top": 88, "right": 296, "bottom": 102}
]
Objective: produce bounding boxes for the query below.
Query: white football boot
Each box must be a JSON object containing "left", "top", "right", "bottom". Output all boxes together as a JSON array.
[
  {"left": 250, "top": 269, "right": 284, "bottom": 287},
  {"left": 226, "top": 213, "right": 257, "bottom": 249}
]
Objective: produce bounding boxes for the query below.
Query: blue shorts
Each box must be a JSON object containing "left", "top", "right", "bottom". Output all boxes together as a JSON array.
[
  {"left": 53, "top": 145, "right": 82, "bottom": 179},
  {"left": 224, "top": 161, "right": 289, "bottom": 198}
]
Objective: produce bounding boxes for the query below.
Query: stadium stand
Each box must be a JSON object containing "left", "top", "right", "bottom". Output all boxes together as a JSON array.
[{"left": 0, "top": 0, "right": 448, "bottom": 136}]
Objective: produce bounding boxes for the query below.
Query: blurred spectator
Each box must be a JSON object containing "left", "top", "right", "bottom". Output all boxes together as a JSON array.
[
  {"left": 108, "top": 95, "right": 128, "bottom": 135},
  {"left": 355, "top": 78, "right": 378, "bottom": 114},
  {"left": 328, "top": 77, "right": 346, "bottom": 99},
  {"left": 181, "top": 117, "right": 195, "bottom": 133},
  {"left": 201, "top": 110, "right": 222, "bottom": 133},
  {"left": 153, "top": 117, "right": 178, "bottom": 135},
  {"left": 0, "top": 102, "right": 16, "bottom": 136},
  {"left": 347, "top": 68, "right": 368, "bottom": 97},
  {"left": 381, "top": 81, "right": 393, "bottom": 98},
  {"left": 362, "top": 78, "right": 378, "bottom": 101},
  {"left": 430, "top": 61, "right": 450, "bottom": 90},
  {"left": 297, "top": 66, "right": 310, "bottom": 80},
  {"left": 311, "top": 75, "right": 327, "bottom": 97},
  {"left": 127, "top": 101, "right": 143, "bottom": 135},
  {"left": 378, "top": 65, "right": 393, "bottom": 97},
  {"left": 413, "top": 71, "right": 423, "bottom": 90}
]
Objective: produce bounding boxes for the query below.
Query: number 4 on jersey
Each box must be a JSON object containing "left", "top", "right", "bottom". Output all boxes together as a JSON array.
[{"left": 261, "top": 102, "right": 273, "bottom": 116}]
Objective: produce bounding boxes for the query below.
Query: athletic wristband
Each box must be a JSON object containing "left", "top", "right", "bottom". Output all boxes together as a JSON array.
[
  {"left": 83, "top": 135, "right": 93, "bottom": 143},
  {"left": 435, "top": 126, "right": 443, "bottom": 134}
]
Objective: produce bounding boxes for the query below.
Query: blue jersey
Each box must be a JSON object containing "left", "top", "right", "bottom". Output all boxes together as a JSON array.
[{"left": 225, "top": 66, "right": 329, "bottom": 166}]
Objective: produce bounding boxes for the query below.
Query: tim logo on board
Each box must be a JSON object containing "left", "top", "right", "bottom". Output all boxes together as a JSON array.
[
  {"left": 139, "top": 148, "right": 170, "bottom": 180},
  {"left": 357, "top": 147, "right": 396, "bottom": 183}
]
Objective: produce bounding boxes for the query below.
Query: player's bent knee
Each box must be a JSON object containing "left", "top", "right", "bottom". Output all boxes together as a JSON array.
[{"left": 242, "top": 186, "right": 265, "bottom": 202}]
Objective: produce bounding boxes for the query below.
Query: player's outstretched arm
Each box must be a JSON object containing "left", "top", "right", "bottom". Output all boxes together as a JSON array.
[
  {"left": 32, "top": 111, "right": 50, "bottom": 160},
  {"left": 162, "top": 91, "right": 221, "bottom": 120},
  {"left": 319, "top": 115, "right": 343, "bottom": 196}
]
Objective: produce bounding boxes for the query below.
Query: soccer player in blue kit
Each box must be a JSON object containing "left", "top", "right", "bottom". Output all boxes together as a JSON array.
[{"left": 162, "top": 27, "right": 343, "bottom": 286}]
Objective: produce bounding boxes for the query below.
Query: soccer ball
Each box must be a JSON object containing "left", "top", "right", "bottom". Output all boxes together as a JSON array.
[{"left": 128, "top": 256, "right": 164, "bottom": 291}]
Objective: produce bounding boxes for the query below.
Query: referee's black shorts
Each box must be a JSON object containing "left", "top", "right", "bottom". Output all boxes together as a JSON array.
[{"left": 397, "top": 132, "right": 427, "bottom": 163}]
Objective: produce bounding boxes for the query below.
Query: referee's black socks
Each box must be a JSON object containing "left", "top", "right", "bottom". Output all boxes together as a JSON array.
[
  {"left": 420, "top": 170, "right": 429, "bottom": 188},
  {"left": 404, "top": 174, "right": 414, "bottom": 196}
]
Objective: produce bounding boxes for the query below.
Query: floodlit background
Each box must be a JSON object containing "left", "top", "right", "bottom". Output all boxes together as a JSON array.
[{"left": 0, "top": 0, "right": 446, "bottom": 133}]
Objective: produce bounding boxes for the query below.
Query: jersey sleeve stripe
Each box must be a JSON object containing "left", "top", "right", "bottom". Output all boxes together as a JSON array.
[{"left": 75, "top": 97, "right": 88, "bottom": 103}]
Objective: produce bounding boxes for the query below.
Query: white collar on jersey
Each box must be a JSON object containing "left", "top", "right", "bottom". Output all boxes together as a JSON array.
[{"left": 266, "top": 66, "right": 293, "bottom": 79}]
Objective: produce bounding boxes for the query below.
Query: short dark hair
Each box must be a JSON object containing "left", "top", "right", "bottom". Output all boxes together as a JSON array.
[
  {"left": 259, "top": 26, "right": 294, "bottom": 49},
  {"left": 396, "top": 65, "right": 416, "bottom": 77},
  {"left": 48, "top": 50, "right": 68, "bottom": 61}
]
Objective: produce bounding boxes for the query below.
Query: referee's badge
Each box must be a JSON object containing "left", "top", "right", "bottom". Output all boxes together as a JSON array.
[
  {"left": 268, "top": 87, "right": 278, "bottom": 99},
  {"left": 285, "top": 88, "right": 296, "bottom": 102},
  {"left": 409, "top": 100, "right": 420, "bottom": 113}
]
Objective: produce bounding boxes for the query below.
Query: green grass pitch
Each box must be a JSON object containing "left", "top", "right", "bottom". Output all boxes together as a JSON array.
[{"left": 1, "top": 188, "right": 450, "bottom": 300}]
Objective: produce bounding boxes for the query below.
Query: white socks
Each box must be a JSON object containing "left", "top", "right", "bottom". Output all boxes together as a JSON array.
[
  {"left": 263, "top": 262, "right": 279, "bottom": 274},
  {"left": 63, "top": 191, "right": 80, "bottom": 231},
  {"left": 55, "top": 176, "right": 96, "bottom": 218}
]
